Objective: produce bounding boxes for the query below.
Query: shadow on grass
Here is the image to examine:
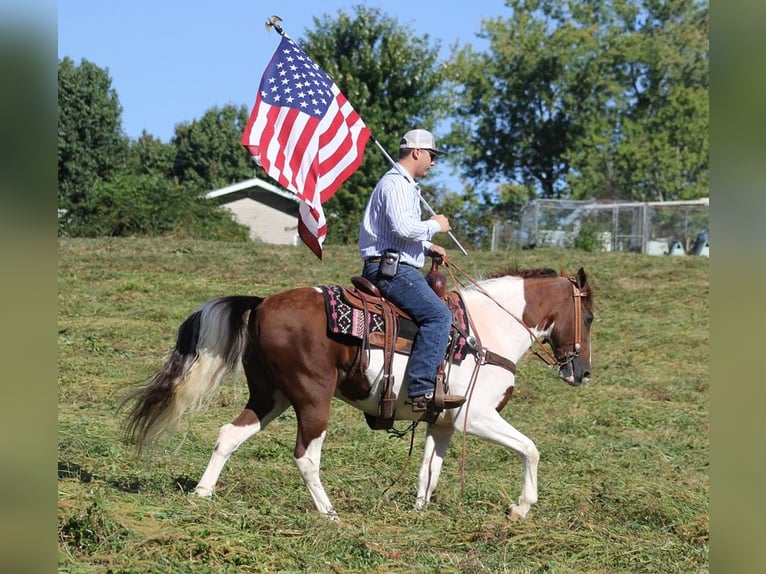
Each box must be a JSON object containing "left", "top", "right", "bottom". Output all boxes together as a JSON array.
[
  {"left": 58, "top": 460, "right": 93, "bottom": 483},
  {"left": 58, "top": 460, "right": 198, "bottom": 494}
]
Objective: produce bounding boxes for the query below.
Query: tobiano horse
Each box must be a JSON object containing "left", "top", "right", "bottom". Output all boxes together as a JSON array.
[{"left": 122, "top": 264, "right": 593, "bottom": 521}]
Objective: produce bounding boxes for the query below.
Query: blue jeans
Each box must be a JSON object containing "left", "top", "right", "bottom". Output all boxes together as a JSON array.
[{"left": 362, "top": 261, "right": 453, "bottom": 398}]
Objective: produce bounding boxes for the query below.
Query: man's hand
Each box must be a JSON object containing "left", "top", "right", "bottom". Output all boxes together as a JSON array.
[
  {"left": 428, "top": 244, "right": 447, "bottom": 258},
  {"left": 430, "top": 214, "right": 450, "bottom": 233}
]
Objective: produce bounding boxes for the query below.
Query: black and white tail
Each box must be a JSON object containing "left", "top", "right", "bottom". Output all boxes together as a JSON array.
[{"left": 122, "top": 295, "right": 263, "bottom": 451}]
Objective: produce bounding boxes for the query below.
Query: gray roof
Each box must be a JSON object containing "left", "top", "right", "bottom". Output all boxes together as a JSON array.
[{"left": 205, "top": 177, "right": 299, "bottom": 203}]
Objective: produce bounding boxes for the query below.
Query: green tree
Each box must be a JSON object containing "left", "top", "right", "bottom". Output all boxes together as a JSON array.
[
  {"left": 447, "top": 3, "right": 603, "bottom": 198},
  {"left": 65, "top": 172, "right": 248, "bottom": 241},
  {"left": 449, "top": 0, "right": 708, "bottom": 203},
  {"left": 58, "top": 57, "right": 128, "bottom": 213},
  {"left": 171, "top": 104, "right": 255, "bottom": 192},
  {"left": 287, "top": 5, "right": 451, "bottom": 244},
  {"left": 428, "top": 186, "right": 494, "bottom": 251},
  {"left": 127, "top": 131, "right": 175, "bottom": 178},
  {"left": 57, "top": 60, "right": 251, "bottom": 240},
  {"left": 588, "top": 0, "right": 709, "bottom": 201}
]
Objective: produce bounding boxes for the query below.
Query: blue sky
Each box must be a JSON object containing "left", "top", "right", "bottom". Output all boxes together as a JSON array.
[{"left": 58, "top": 0, "right": 508, "bottom": 144}]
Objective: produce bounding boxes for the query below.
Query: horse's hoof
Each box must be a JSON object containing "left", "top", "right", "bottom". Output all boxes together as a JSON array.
[
  {"left": 324, "top": 510, "right": 340, "bottom": 522},
  {"left": 414, "top": 498, "right": 427, "bottom": 511},
  {"left": 194, "top": 486, "right": 214, "bottom": 498},
  {"left": 508, "top": 504, "right": 528, "bottom": 520}
]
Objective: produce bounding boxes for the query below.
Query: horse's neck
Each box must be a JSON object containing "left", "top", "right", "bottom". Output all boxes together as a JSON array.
[{"left": 462, "top": 278, "right": 537, "bottom": 362}]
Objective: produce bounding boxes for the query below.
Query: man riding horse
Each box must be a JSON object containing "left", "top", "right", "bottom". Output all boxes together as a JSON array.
[{"left": 358, "top": 128, "right": 466, "bottom": 413}]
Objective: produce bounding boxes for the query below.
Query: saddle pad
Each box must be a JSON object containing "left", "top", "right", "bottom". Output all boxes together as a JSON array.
[
  {"left": 324, "top": 284, "right": 372, "bottom": 338},
  {"left": 321, "top": 285, "right": 469, "bottom": 364}
]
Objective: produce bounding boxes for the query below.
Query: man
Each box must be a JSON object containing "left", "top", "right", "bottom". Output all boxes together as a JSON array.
[{"left": 359, "top": 129, "right": 466, "bottom": 412}]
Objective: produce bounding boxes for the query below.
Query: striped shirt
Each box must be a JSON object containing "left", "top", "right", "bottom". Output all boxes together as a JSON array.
[{"left": 358, "top": 164, "right": 441, "bottom": 268}]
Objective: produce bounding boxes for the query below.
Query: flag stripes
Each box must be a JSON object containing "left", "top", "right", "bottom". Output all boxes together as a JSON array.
[{"left": 241, "top": 35, "right": 370, "bottom": 258}]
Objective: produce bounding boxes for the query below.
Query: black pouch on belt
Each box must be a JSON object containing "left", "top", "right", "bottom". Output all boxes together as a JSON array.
[{"left": 379, "top": 249, "right": 400, "bottom": 278}]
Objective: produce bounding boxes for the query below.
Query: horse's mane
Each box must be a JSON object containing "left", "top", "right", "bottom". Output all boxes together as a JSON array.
[{"left": 487, "top": 267, "right": 559, "bottom": 279}]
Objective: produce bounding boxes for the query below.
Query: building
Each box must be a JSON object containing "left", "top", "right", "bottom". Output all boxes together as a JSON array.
[{"left": 205, "top": 177, "right": 299, "bottom": 245}]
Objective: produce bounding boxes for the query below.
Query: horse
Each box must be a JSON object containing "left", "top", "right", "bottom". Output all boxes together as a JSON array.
[{"left": 122, "top": 264, "right": 593, "bottom": 521}]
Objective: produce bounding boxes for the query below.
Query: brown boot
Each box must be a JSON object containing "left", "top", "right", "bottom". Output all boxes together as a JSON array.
[{"left": 411, "top": 392, "right": 466, "bottom": 413}]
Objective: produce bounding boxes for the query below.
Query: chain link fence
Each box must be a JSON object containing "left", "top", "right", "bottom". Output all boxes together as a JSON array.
[{"left": 491, "top": 198, "right": 709, "bottom": 256}]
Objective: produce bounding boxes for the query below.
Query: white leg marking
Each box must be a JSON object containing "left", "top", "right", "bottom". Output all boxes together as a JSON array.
[
  {"left": 294, "top": 431, "right": 338, "bottom": 520},
  {"left": 415, "top": 425, "right": 455, "bottom": 510},
  {"left": 194, "top": 421, "right": 261, "bottom": 497},
  {"left": 464, "top": 411, "right": 539, "bottom": 519}
]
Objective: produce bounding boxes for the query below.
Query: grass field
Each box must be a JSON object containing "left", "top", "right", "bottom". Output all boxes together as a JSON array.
[{"left": 57, "top": 238, "right": 709, "bottom": 573}]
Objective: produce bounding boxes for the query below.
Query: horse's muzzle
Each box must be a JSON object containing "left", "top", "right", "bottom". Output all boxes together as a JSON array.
[{"left": 558, "top": 363, "right": 591, "bottom": 386}]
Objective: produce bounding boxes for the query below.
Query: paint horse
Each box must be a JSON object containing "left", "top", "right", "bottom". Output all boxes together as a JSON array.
[{"left": 123, "top": 265, "right": 593, "bottom": 520}]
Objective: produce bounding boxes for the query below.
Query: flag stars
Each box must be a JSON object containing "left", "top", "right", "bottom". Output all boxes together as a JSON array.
[{"left": 258, "top": 39, "right": 337, "bottom": 115}]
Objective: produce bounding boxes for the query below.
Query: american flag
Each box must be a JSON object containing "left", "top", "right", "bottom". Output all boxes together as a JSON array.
[{"left": 242, "top": 35, "right": 371, "bottom": 259}]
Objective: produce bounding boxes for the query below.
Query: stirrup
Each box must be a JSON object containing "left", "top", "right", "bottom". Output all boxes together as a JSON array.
[
  {"left": 435, "top": 393, "right": 466, "bottom": 410},
  {"left": 410, "top": 393, "right": 465, "bottom": 413}
]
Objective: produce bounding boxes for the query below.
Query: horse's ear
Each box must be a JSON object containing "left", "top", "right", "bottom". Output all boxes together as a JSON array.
[
  {"left": 560, "top": 266, "right": 568, "bottom": 277},
  {"left": 576, "top": 267, "right": 587, "bottom": 288}
]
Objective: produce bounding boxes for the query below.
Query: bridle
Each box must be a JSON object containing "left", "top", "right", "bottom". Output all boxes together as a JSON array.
[
  {"left": 536, "top": 276, "right": 585, "bottom": 369},
  {"left": 444, "top": 258, "right": 586, "bottom": 370}
]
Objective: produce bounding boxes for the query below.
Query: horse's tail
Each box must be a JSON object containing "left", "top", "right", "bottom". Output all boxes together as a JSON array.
[{"left": 121, "top": 295, "right": 264, "bottom": 452}]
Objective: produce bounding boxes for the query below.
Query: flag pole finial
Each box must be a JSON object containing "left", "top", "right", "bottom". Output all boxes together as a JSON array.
[{"left": 265, "top": 15, "right": 285, "bottom": 36}]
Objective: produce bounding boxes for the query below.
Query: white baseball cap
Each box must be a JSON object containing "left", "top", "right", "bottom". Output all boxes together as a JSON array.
[{"left": 399, "top": 129, "right": 447, "bottom": 155}]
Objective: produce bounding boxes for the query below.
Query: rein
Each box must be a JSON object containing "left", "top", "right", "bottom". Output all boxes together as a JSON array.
[
  {"left": 441, "top": 257, "right": 585, "bottom": 495},
  {"left": 443, "top": 257, "right": 583, "bottom": 370},
  {"left": 382, "top": 258, "right": 585, "bottom": 496}
]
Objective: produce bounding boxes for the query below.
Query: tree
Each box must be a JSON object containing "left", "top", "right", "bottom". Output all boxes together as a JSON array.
[
  {"left": 65, "top": 172, "right": 249, "bottom": 241},
  {"left": 428, "top": 187, "right": 494, "bottom": 251},
  {"left": 57, "top": 58, "right": 251, "bottom": 240},
  {"left": 127, "top": 131, "right": 175, "bottom": 179},
  {"left": 449, "top": 0, "right": 708, "bottom": 203},
  {"left": 447, "top": 4, "right": 603, "bottom": 199},
  {"left": 58, "top": 57, "right": 128, "bottom": 211},
  {"left": 170, "top": 104, "right": 255, "bottom": 192},
  {"left": 588, "top": 0, "right": 709, "bottom": 201},
  {"left": 286, "top": 5, "right": 451, "bottom": 244}
]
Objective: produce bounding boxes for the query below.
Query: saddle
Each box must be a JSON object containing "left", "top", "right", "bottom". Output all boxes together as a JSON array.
[{"left": 322, "top": 257, "right": 471, "bottom": 429}]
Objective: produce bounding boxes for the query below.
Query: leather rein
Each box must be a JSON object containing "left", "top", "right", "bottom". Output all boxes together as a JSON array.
[
  {"left": 443, "top": 257, "right": 584, "bottom": 371},
  {"left": 441, "top": 258, "right": 586, "bottom": 497}
]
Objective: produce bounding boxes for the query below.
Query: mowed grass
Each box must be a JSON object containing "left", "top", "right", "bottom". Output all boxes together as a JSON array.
[{"left": 58, "top": 238, "right": 709, "bottom": 573}]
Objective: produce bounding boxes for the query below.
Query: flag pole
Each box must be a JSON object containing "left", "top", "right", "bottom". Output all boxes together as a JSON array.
[
  {"left": 369, "top": 136, "right": 468, "bottom": 256},
  {"left": 265, "top": 15, "right": 468, "bottom": 256}
]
